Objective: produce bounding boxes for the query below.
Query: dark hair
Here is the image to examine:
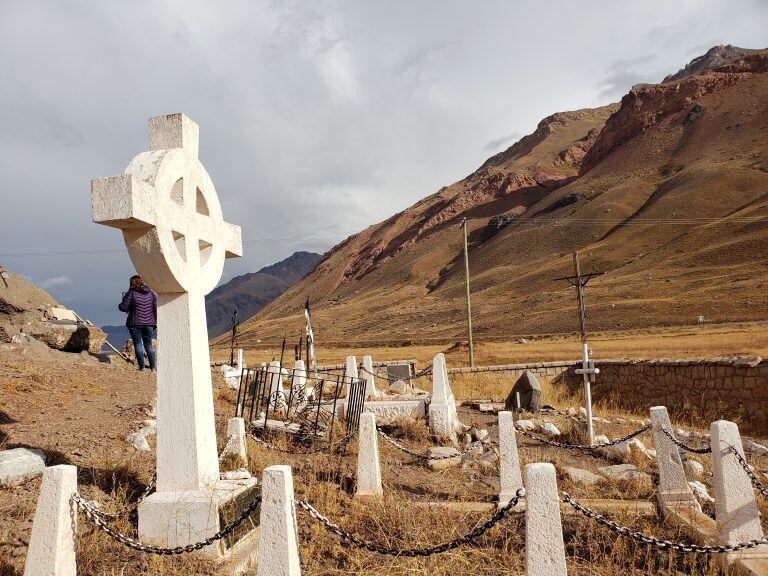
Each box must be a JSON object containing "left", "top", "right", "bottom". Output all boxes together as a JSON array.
[{"left": 130, "top": 275, "right": 143, "bottom": 288}]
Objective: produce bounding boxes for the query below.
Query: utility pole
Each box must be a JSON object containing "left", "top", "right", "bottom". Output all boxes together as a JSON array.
[
  {"left": 554, "top": 251, "right": 603, "bottom": 444},
  {"left": 460, "top": 218, "right": 475, "bottom": 367},
  {"left": 228, "top": 309, "right": 239, "bottom": 367}
]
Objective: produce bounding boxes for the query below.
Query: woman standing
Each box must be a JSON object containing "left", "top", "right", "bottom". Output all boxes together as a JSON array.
[{"left": 118, "top": 275, "right": 157, "bottom": 372}]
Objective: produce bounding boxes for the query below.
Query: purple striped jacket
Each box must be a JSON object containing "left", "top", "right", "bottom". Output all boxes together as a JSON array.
[{"left": 119, "top": 285, "right": 157, "bottom": 326}]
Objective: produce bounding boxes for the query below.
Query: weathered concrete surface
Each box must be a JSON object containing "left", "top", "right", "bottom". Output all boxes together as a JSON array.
[
  {"left": 356, "top": 412, "right": 383, "bottom": 497},
  {"left": 525, "top": 463, "right": 567, "bottom": 576},
  {"left": 711, "top": 420, "right": 768, "bottom": 572},
  {"left": 363, "top": 399, "right": 426, "bottom": 424},
  {"left": 498, "top": 411, "right": 523, "bottom": 508},
  {"left": 23, "top": 465, "right": 77, "bottom": 576},
  {"left": 257, "top": 465, "right": 301, "bottom": 576},
  {"left": 650, "top": 406, "right": 699, "bottom": 510}
]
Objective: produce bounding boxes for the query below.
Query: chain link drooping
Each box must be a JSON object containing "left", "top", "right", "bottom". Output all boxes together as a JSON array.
[
  {"left": 359, "top": 365, "right": 433, "bottom": 384},
  {"left": 298, "top": 487, "right": 524, "bottom": 556},
  {"left": 514, "top": 423, "right": 651, "bottom": 452},
  {"left": 660, "top": 427, "right": 712, "bottom": 454},
  {"left": 376, "top": 428, "right": 469, "bottom": 461},
  {"left": 72, "top": 491, "right": 261, "bottom": 555},
  {"left": 562, "top": 492, "right": 768, "bottom": 554},
  {"left": 730, "top": 446, "right": 768, "bottom": 501}
]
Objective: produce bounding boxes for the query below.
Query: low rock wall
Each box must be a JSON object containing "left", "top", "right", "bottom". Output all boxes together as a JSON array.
[{"left": 449, "top": 356, "right": 768, "bottom": 431}]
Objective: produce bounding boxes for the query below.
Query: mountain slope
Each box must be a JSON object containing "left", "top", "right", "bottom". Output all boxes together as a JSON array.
[
  {"left": 205, "top": 251, "right": 322, "bottom": 337},
  {"left": 224, "top": 49, "right": 768, "bottom": 348}
]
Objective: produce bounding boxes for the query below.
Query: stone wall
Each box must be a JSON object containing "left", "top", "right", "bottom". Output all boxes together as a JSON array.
[{"left": 449, "top": 356, "right": 768, "bottom": 431}]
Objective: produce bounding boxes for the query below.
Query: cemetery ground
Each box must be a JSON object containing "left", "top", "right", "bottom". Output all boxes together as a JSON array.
[{"left": 3, "top": 339, "right": 768, "bottom": 574}]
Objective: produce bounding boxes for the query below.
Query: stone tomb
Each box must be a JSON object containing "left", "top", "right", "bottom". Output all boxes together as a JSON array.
[
  {"left": 356, "top": 355, "right": 428, "bottom": 425},
  {"left": 92, "top": 113, "right": 258, "bottom": 560}
]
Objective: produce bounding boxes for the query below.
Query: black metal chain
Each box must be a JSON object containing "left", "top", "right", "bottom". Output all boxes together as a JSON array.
[
  {"left": 376, "top": 428, "right": 467, "bottom": 461},
  {"left": 298, "top": 487, "right": 524, "bottom": 556},
  {"left": 660, "top": 427, "right": 712, "bottom": 454},
  {"left": 72, "top": 491, "right": 261, "bottom": 555},
  {"left": 730, "top": 446, "right": 768, "bottom": 500},
  {"left": 514, "top": 423, "right": 651, "bottom": 452},
  {"left": 359, "top": 365, "right": 433, "bottom": 383},
  {"left": 563, "top": 492, "right": 768, "bottom": 554}
]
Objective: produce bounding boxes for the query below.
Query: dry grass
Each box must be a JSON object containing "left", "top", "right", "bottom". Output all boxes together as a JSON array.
[{"left": 8, "top": 369, "right": 767, "bottom": 575}]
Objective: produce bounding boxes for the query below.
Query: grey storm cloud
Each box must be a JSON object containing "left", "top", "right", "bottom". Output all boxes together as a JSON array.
[{"left": 1, "top": 0, "right": 766, "bottom": 325}]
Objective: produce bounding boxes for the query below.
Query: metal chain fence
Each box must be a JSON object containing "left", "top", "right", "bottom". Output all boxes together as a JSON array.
[
  {"left": 660, "top": 427, "right": 712, "bottom": 454},
  {"left": 71, "top": 491, "right": 261, "bottom": 555},
  {"left": 562, "top": 492, "right": 768, "bottom": 554},
  {"left": 376, "top": 428, "right": 469, "bottom": 461},
  {"left": 514, "top": 423, "right": 651, "bottom": 453},
  {"left": 297, "top": 487, "right": 525, "bottom": 557}
]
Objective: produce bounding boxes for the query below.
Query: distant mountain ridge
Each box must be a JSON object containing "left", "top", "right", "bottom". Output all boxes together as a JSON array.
[
  {"left": 205, "top": 251, "right": 322, "bottom": 337},
  {"left": 219, "top": 46, "right": 768, "bottom": 348}
]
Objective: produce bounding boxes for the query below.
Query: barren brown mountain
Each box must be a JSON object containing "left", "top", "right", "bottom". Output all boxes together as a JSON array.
[{"left": 221, "top": 48, "right": 768, "bottom": 350}]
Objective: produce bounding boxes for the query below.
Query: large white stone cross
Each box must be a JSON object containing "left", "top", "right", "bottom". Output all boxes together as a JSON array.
[{"left": 91, "top": 113, "right": 241, "bottom": 496}]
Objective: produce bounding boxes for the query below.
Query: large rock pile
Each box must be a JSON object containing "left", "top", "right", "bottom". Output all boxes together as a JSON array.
[{"left": 0, "top": 268, "right": 105, "bottom": 353}]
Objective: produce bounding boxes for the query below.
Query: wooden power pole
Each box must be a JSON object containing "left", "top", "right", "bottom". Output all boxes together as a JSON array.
[
  {"left": 460, "top": 218, "right": 475, "bottom": 367},
  {"left": 554, "top": 251, "right": 603, "bottom": 444}
]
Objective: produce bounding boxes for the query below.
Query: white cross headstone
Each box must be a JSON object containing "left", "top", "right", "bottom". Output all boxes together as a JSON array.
[{"left": 92, "top": 113, "right": 250, "bottom": 553}]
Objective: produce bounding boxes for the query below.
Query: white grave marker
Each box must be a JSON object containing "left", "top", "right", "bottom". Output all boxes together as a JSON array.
[
  {"left": 92, "top": 113, "right": 257, "bottom": 556},
  {"left": 257, "top": 465, "right": 302, "bottom": 576}
]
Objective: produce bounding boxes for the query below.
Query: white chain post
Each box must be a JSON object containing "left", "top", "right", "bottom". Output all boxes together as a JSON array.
[
  {"left": 356, "top": 412, "right": 383, "bottom": 497},
  {"left": 498, "top": 411, "right": 523, "bottom": 509},
  {"left": 525, "top": 463, "right": 567, "bottom": 576},
  {"left": 649, "top": 406, "right": 700, "bottom": 511},
  {"left": 711, "top": 420, "right": 768, "bottom": 569},
  {"left": 23, "top": 465, "right": 78, "bottom": 576},
  {"left": 257, "top": 465, "right": 301, "bottom": 576}
]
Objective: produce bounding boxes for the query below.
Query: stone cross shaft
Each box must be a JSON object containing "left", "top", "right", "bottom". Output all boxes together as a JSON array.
[{"left": 91, "top": 113, "right": 242, "bottom": 493}]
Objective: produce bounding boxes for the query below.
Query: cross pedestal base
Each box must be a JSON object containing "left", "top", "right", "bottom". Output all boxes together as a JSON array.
[{"left": 138, "top": 477, "right": 260, "bottom": 566}]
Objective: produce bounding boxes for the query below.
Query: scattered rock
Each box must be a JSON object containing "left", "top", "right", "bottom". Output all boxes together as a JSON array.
[
  {"left": 474, "top": 428, "right": 490, "bottom": 443},
  {"left": 593, "top": 434, "right": 610, "bottom": 445},
  {"left": 0, "top": 448, "right": 46, "bottom": 485},
  {"left": 563, "top": 466, "right": 603, "bottom": 486},
  {"left": 515, "top": 419, "right": 536, "bottom": 431},
  {"left": 565, "top": 407, "right": 578, "bottom": 417},
  {"left": 461, "top": 433, "right": 473, "bottom": 446},
  {"left": 538, "top": 422, "right": 561, "bottom": 437},
  {"left": 744, "top": 440, "right": 768, "bottom": 456},
  {"left": 628, "top": 439, "right": 655, "bottom": 461},
  {"left": 136, "top": 426, "right": 156, "bottom": 438},
  {"left": 684, "top": 460, "right": 704, "bottom": 479},
  {"left": 688, "top": 480, "right": 714, "bottom": 504},
  {"left": 221, "top": 469, "right": 252, "bottom": 481},
  {"left": 465, "top": 441, "right": 485, "bottom": 456},
  {"left": 427, "top": 447, "right": 463, "bottom": 470},
  {"left": 597, "top": 464, "right": 652, "bottom": 490},
  {"left": 388, "top": 380, "right": 409, "bottom": 395},
  {"left": 125, "top": 431, "right": 151, "bottom": 451},
  {"left": 598, "top": 441, "right": 631, "bottom": 462}
]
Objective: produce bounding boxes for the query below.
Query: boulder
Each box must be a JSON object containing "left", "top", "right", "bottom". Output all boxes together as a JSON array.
[
  {"left": 46, "top": 307, "right": 78, "bottom": 322},
  {"left": 597, "top": 464, "right": 652, "bottom": 491},
  {"left": 505, "top": 370, "right": 541, "bottom": 412},
  {"left": 0, "top": 448, "right": 46, "bottom": 485},
  {"left": 563, "top": 466, "right": 603, "bottom": 487},
  {"left": 28, "top": 321, "right": 106, "bottom": 354}
]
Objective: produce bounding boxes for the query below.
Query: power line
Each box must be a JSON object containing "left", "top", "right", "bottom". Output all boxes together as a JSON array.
[{"left": 1, "top": 214, "right": 765, "bottom": 258}]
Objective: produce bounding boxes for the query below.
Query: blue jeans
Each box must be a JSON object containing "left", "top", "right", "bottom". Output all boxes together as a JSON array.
[{"left": 128, "top": 325, "right": 156, "bottom": 371}]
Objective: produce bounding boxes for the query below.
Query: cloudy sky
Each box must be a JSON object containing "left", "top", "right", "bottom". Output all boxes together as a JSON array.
[{"left": 1, "top": 0, "right": 766, "bottom": 326}]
